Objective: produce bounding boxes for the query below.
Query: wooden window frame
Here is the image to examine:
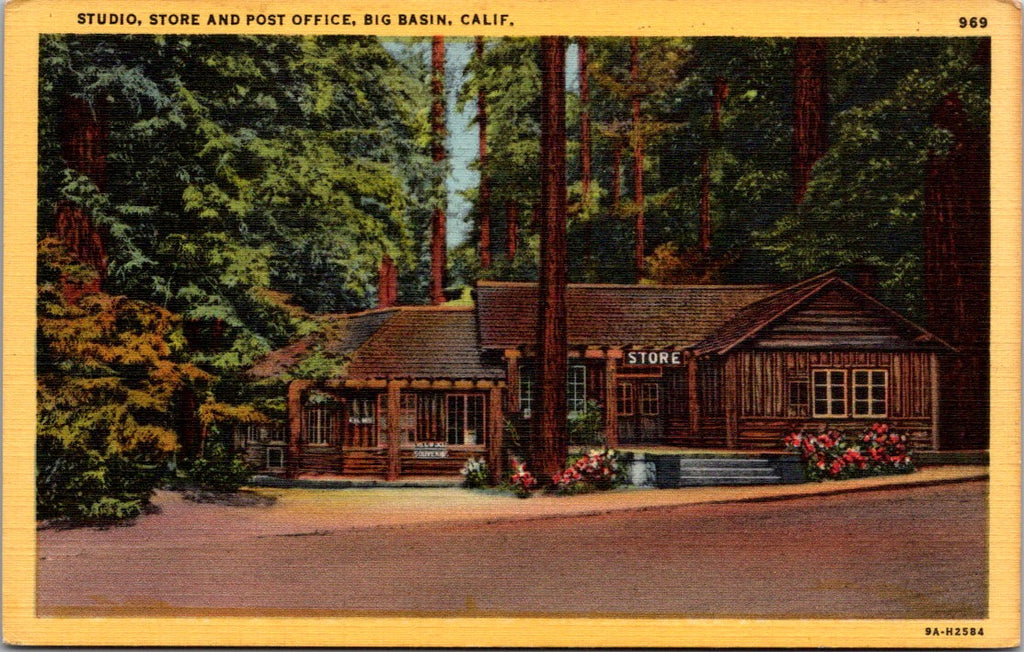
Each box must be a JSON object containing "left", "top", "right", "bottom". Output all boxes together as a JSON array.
[
  {"left": 617, "top": 382, "right": 635, "bottom": 416},
  {"left": 787, "top": 378, "right": 810, "bottom": 417},
  {"left": 852, "top": 369, "right": 888, "bottom": 418},
  {"left": 303, "top": 405, "right": 334, "bottom": 446},
  {"left": 568, "top": 364, "right": 587, "bottom": 415},
  {"left": 519, "top": 366, "right": 534, "bottom": 419},
  {"left": 812, "top": 369, "right": 848, "bottom": 418},
  {"left": 445, "top": 393, "right": 487, "bottom": 447},
  {"left": 266, "top": 447, "right": 284, "bottom": 469},
  {"left": 640, "top": 382, "right": 660, "bottom": 416}
]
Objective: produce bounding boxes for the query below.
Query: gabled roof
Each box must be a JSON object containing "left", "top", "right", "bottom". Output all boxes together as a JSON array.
[
  {"left": 475, "top": 281, "right": 780, "bottom": 349},
  {"left": 347, "top": 307, "right": 503, "bottom": 380},
  {"left": 691, "top": 271, "right": 954, "bottom": 354}
]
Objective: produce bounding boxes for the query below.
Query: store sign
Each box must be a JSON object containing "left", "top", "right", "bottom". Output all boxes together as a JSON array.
[
  {"left": 625, "top": 350, "right": 684, "bottom": 366},
  {"left": 413, "top": 442, "right": 448, "bottom": 459}
]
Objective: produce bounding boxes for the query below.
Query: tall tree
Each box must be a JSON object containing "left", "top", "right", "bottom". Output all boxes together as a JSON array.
[
  {"left": 630, "top": 37, "right": 646, "bottom": 278},
  {"left": 535, "top": 36, "right": 568, "bottom": 483},
  {"left": 475, "top": 37, "right": 493, "bottom": 269},
  {"left": 55, "top": 95, "right": 110, "bottom": 300},
  {"left": 924, "top": 90, "right": 990, "bottom": 448},
  {"left": 578, "top": 37, "right": 592, "bottom": 205},
  {"left": 698, "top": 76, "right": 728, "bottom": 253},
  {"left": 429, "top": 36, "right": 448, "bottom": 304},
  {"left": 793, "top": 37, "right": 828, "bottom": 205}
]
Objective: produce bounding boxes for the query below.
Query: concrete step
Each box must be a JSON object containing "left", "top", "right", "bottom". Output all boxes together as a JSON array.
[
  {"left": 675, "top": 467, "right": 780, "bottom": 478},
  {"left": 676, "top": 459, "right": 776, "bottom": 469},
  {"left": 675, "top": 474, "right": 785, "bottom": 486}
]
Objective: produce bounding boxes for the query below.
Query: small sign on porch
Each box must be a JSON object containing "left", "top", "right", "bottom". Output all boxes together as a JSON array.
[{"left": 413, "top": 442, "right": 449, "bottom": 459}]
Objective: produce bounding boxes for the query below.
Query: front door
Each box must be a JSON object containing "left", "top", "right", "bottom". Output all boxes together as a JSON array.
[{"left": 617, "top": 380, "right": 663, "bottom": 444}]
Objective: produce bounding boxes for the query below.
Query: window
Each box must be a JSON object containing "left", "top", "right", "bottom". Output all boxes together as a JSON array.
[
  {"left": 617, "top": 383, "right": 635, "bottom": 416},
  {"left": 519, "top": 364, "right": 587, "bottom": 417},
  {"left": 568, "top": 365, "right": 587, "bottom": 415},
  {"left": 446, "top": 394, "right": 486, "bottom": 446},
  {"left": 266, "top": 447, "right": 284, "bottom": 469},
  {"left": 519, "top": 366, "right": 534, "bottom": 418},
  {"left": 788, "top": 379, "right": 809, "bottom": 417},
  {"left": 640, "top": 383, "right": 660, "bottom": 416},
  {"left": 813, "top": 370, "right": 847, "bottom": 417},
  {"left": 400, "top": 394, "right": 418, "bottom": 443},
  {"left": 348, "top": 398, "right": 376, "bottom": 425},
  {"left": 852, "top": 370, "right": 888, "bottom": 417},
  {"left": 304, "top": 406, "right": 333, "bottom": 445}
]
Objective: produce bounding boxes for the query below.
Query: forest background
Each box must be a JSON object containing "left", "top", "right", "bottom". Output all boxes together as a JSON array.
[{"left": 36, "top": 35, "right": 989, "bottom": 517}]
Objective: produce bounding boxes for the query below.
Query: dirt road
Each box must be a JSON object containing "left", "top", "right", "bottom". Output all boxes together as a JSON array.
[{"left": 37, "top": 481, "right": 986, "bottom": 618}]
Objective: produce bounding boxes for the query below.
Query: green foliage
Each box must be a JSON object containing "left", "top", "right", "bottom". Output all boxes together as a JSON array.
[
  {"left": 568, "top": 399, "right": 605, "bottom": 447},
  {"left": 36, "top": 432, "right": 163, "bottom": 521},
  {"left": 460, "top": 456, "right": 489, "bottom": 489},
  {"left": 183, "top": 442, "right": 254, "bottom": 492}
]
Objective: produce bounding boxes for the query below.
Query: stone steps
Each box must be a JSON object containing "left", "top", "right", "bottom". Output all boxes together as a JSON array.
[{"left": 622, "top": 452, "right": 805, "bottom": 488}]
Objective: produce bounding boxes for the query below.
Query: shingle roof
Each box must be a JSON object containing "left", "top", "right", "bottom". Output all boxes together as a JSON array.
[
  {"left": 347, "top": 308, "right": 503, "bottom": 380},
  {"left": 247, "top": 309, "right": 397, "bottom": 380},
  {"left": 475, "top": 281, "right": 781, "bottom": 349}
]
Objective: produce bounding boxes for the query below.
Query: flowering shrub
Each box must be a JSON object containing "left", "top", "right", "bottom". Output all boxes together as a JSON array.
[
  {"left": 460, "top": 457, "right": 489, "bottom": 489},
  {"left": 552, "top": 449, "right": 623, "bottom": 494},
  {"left": 509, "top": 459, "right": 537, "bottom": 498},
  {"left": 785, "top": 423, "right": 914, "bottom": 481}
]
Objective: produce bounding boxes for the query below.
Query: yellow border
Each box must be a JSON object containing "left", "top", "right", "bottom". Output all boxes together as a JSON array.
[{"left": 4, "top": 0, "right": 1020, "bottom": 646}]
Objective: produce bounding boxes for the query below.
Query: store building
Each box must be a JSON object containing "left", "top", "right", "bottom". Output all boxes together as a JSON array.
[{"left": 243, "top": 271, "right": 952, "bottom": 479}]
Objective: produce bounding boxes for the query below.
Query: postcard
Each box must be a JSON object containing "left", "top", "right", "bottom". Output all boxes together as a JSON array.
[{"left": 3, "top": 0, "right": 1020, "bottom": 646}]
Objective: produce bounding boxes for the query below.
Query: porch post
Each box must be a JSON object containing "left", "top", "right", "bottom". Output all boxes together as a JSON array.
[
  {"left": 687, "top": 355, "right": 700, "bottom": 437},
  {"left": 386, "top": 380, "right": 402, "bottom": 480},
  {"left": 604, "top": 351, "right": 620, "bottom": 447},
  {"left": 724, "top": 355, "right": 739, "bottom": 448},
  {"left": 286, "top": 380, "right": 312, "bottom": 479},
  {"left": 930, "top": 352, "right": 940, "bottom": 451},
  {"left": 487, "top": 385, "right": 505, "bottom": 483}
]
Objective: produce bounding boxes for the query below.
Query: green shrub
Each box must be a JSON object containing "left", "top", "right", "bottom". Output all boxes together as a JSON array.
[
  {"left": 460, "top": 457, "right": 489, "bottom": 488},
  {"left": 184, "top": 442, "right": 253, "bottom": 492},
  {"left": 36, "top": 433, "right": 163, "bottom": 522},
  {"left": 568, "top": 400, "right": 605, "bottom": 447}
]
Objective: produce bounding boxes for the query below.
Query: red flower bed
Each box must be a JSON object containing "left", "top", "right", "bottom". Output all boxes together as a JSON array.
[{"left": 784, "top": 423, "right": 914, "bottom": 481}]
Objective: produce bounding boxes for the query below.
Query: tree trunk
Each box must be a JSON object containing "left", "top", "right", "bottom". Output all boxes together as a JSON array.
[
  {"left": 792, "top": 37, "right": 828, "bottom": 205},
  {"left": 476, "top": 37, "right": 492, "bottom": 269},
  {"left": 611, "top": 140, "right": 622, "bottom": 209},
  {"left": 505, "top": 201, "right": 519, "bottom": 262},
  {"left": 578, "top": 37, "right": 592, "bottom": 205},
  {"left": 429, "top": 36, "right": 447, "bottom": 304},
  {"left": 56, "top": 95, "right": 110, "bottom": 300},
  {"left": 924, "top": 91, "right": 990, "bottom": 450},
  {"left": 699, "top": 77, "right": 728, "bottom": 253},
  {"left": 535, "top": 36, "right": 568, "bottom": 483},
  {"left": 631, "top": 37, "right": 645, "bottom": 279}
]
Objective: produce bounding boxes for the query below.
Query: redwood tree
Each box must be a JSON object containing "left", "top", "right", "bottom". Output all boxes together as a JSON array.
[
  {"left": 475, "top": 37, "right": 492, "bottom": 269},
  {"left": 699, "top": 76, "right": 728, "bottom": 253},
  {"left": 579, "top": 37, "right": 592, "bottom": 204},
  {"left": 56, "top": 95, "right": 110, "bottom": 300},
  {"left": 429, "top": 36, "right": 448, "bottom": 304},
  {"left": 534, "top": 36, "right": 568, "bottom": 482},
  {"left": 924, "top": 91, "right": 990, "bottom": 449},
  {"left": 630, "top": 37, "right": 645, "bottom": 278},
  {"left": 793, "top": 37, "right": 828, "bottom": 205}
]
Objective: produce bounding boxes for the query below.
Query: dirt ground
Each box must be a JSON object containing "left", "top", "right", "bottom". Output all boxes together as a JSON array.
[{"left": 37, "top": 481, "right": 987, "bottom": 619}]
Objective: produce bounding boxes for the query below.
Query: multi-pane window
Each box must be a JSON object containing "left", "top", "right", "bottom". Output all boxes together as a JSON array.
[
  {"left": 617, "top": 383, "right": 635, "bottom": 416},
  {"left": 303, "top": 405, "right": 333, "bottom": 445},
  {"left": 518, "top": 364, "right": 587, "bottom": 417},
  {"left": 568, "top": 365, "right": 587, "bottom": 415},
  {"left": 446, "top": 395, "right": 486, "bottom": 446},
  {"left": 813, "top": 370, "right": 848, "bottom": 417},
  {"left": 640, "top": 383, "right": 660, "bottom": 416},
  {"left": 788, "top": 380, "right": 809, "bottom": 417},
  {"left": 852, "top": 370, "right": 888, "bottom": 417},
  {"left": 519, "top": 366, "right": 534, "bottom": 418}
]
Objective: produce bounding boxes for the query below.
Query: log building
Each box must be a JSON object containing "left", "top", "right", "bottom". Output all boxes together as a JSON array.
[{"left": 243, "top": 271, "right": 954, "bottom": 479}]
